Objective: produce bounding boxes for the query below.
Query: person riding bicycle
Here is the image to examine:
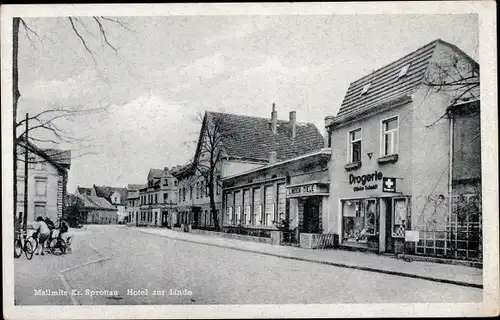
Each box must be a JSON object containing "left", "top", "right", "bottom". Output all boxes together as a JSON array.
[{"left": 32, "top": 216, "right": 50, "bottom": 256}]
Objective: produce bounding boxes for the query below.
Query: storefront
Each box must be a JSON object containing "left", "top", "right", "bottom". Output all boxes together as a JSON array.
[
  {"left": 221, "top": 149, "right": 334, "bottom": 248},
  {"left": 286, "top": 182, "right": 329, "bottom": 234}
]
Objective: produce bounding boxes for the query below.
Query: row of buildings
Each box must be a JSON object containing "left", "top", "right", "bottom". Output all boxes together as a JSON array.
[
  {"left": 122, "top": 40, "right": 481, "bottom": 261},
  {"left": 18, "top": 39, "right": 480, "bottom": 263}
]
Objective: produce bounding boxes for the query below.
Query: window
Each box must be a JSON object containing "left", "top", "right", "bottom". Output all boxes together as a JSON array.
[
  {"left": 196, "top": 182, "right": 200, "bottom": 199},
  {"left": 155, "top": 194, "right": 158, "bottom": 204},
  {"left": 182, "top": 188, "right": 186, "bottom": 201},
  {"left": 114, "top": 197, "right": 118, "bottom": 203},
  {"left": 361, "top": 83, "right": 371, "bottom": 95},
  {"left": 200, "top": 181, "right": 205, "bottom": 198},
  {"left": 398, "top": 64, "right": 410, "bottom": 79},
  {"left": 226, "top": 193, "right": 233, "bottom": 225},
  {"left": 164, "top": 193, "right": 168, "bottom": 202},
  {"left": 264, "top": 186, "right": 274, "bottom": 225},
  {"left": 41, "top": 161, "right": 47, "bottom": 171},
  {"left": 28, "top": 156, "right": 36, "bottom": 169},
  {"left": 277, "top": 184, "right": 286, "bottom": 223},
  {"left": 243, "top": 189, "right": 251, "bottom": 225},
  {"left": 34, "top": 204, "right": 46, "bottom": 218},
  {"left": 234, "top": 191, "right": 241, "bottom": 225},
  {"left": 35, "top": 179, "right": 47, "bottom": 196},
  {"left": 382, "top": 117, "right": 398, "bottom": 156},
  {"left": 348, "top": 128, "right": 362, "bottom": 163},
  {"left": 216, "top": 175, "right": 221, "bottom": 195},
  {"left": 163, "top": 179, "right": 168, "bottom": 186},
  {"left": 253, "top": 188, "right": 261, "bottom": 226},
  {"left": 392, "top": 197, "right": 409, "bottom": 237}
]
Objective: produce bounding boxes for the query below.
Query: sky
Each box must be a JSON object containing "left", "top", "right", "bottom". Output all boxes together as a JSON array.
[{"left": 16, "top": 14, "right": 479, "bottom": 192}]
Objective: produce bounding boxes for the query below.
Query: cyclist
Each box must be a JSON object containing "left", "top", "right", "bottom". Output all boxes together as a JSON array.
[{"left": 32, "top": 216, "right": 50, "bottom": 256}]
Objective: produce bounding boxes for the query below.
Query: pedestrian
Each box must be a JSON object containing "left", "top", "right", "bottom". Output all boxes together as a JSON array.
[{"left": 31, "top": 216, "right": 50, "bottom": 255}]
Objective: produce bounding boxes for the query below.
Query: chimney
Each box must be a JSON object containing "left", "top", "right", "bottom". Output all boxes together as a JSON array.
[
  {"left": 271, "top": 103, "right": 277, "bottom": 134},
  {"left": 289, "top": 111, "right": 296, "bottom": 139},
  {"left": 269, "top": 151, "right": 277, "bottom": 164}
]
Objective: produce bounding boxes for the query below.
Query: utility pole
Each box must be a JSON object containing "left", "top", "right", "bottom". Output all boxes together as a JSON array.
[{"left": 23, "top": 113, "right": 29, "bottom": 238}]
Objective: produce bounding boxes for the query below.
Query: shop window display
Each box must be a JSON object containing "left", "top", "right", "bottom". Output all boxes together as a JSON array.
[{"left": 342, "top": 198, "right": 378, "bottom": 244}]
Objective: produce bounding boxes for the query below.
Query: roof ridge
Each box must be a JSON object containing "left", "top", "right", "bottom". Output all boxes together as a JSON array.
[{"left": 207, "top": 110, "right": 316, "bottom": 125}]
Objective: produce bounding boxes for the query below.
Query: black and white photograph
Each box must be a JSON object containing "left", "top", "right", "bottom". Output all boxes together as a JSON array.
[{"left": 1, "top": 2, "right": 498, "bottom": 319}]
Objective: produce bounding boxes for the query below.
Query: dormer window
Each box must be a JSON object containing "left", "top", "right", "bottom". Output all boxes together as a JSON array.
[
  {"left": 398, "top": 64, "right": 410, "bottom": 79},
  {"left": 361, "top": 83, "right": 371, "bottom": 96}
]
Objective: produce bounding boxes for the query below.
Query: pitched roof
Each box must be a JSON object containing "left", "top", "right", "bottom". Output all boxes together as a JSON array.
[
  {"left": 202, "top": 111, "right": 324, "bottom": 162},
  {"left": 75, "top": 194, "right": 117, "bottom": 210},
  {"left": 93, "top": 185, "right": 128, "bottom": 205},
  {"left": 77, "top": 187, "right": 92, "bottom": 196},
  {"left": 149, "top": 169, "right": 164, "bottom": 178},
  {"left": 332, "top": 39, "right": 478, "bottom": 125},
  {"left": 127, "top": 184, "right": 143, "bottom": 190},
  {"left": 17, "top": 140, "right": 69, "bottom": 173},
  {"left": 41, "top": 149, "right": 72, "bottom": 169}
]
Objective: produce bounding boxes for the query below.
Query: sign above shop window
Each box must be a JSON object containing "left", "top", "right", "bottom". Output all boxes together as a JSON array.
[
  {"left": 286, "top": 182, "right": 329, "bottom": 197},
  {"left": 349, "top": 171, "right": 383, "bottom": 192},
  {"left": 382, "top": 177, "right": 397, "bottom": 192}
]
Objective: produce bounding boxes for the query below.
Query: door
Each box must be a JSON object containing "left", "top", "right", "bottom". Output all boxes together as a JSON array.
[{"left": 302, "top": 198, "right": 320, "bottom": 233}]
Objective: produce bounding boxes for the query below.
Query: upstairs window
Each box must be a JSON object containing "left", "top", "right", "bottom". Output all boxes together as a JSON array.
[
  {"left": 28, "top": 156, "right": 36, "bottom": 169},
  {"left": 163, "top": 179, "right": 168, "bottom": 186},
  {"left": 382, "top": 117, "right": 399, "bottom": 156},
  {"left": 348, "top": 128, "right": 362, "bottom": 163}
]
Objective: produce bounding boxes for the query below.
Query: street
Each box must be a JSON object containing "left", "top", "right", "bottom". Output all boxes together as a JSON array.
[{"left": 15, "top": 225, "right": 483, "bottom": 305}]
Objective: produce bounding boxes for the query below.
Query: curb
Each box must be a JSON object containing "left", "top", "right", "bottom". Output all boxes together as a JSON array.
[{"left": 127, "top": 227, "right": 483, "bottom": 289}]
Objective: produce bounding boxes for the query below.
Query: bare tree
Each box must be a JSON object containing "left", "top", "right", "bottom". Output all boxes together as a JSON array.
[
  {"left": 423, "top": 50, "right": 480, "bottom": 127},
  {"left": 12, "top": 16, "right": 132, "bottom": 220},
  {"left": 190, "top": 112, "right": 236, "bottom": 231}
]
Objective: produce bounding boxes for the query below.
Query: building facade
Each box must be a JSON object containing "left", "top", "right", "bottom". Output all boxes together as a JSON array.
[
  {"left": 126, "top": 184, "right": 142, "bottom": 226},
  {"left": 325, "top": 39, "right": 481, "bottom": 260},
  {"left": 222, "top": 149, "right": 332, "bottom": 247},
  {"left": 16, "top": 141, "right": 71, "bottom": 224},
  {"left": 139, "top": 168, "right": 178, "bottom": 227},
  {"left": 173, "top": 106, "right": 325, "bottom": 231}
]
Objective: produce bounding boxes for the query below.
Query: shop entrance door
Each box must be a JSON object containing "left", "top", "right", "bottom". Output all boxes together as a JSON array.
[{"left": 303, "top": 198, "right": 320, "bottom": 233}]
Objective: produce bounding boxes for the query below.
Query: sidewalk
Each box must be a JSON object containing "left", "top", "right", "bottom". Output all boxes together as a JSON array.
[{"left": 129, "top": 226, "right": 483, "bottom": 289}]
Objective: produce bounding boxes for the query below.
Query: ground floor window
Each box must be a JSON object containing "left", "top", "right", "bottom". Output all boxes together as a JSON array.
[{"left": 341, "top": 198, "right": 378, "bottom": 245}]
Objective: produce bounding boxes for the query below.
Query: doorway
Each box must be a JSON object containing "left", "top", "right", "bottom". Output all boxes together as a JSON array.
[{"left": 302, "top": 197, "right": 321, "bottom": 233}]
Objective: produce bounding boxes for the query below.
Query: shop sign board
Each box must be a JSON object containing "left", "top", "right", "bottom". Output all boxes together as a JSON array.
[
  {"left": 405, "top": 230, "right": 420, "bottom": 242},
  {"left": 286, "top": 183, "right": 329, "bottom": 197},
  {"left": 382, "top": 177, "right": 397, "bottom": 192},
  {"left": 349, "top": 171, "right": 383, "bottom": 192},
  {"left": 287, "top": 184, "right": 316, "bottom": 196}
]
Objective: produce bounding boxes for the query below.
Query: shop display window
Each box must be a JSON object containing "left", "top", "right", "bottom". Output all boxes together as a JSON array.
[
  {"left": 342, "top": 198, "right": 379, "bottom": 244},
  {"left": 392, "top": 197, "right": 410, "bottom": 238}
]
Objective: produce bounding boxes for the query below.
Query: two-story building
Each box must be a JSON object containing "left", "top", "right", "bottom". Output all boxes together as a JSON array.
[
  {"left": 325, "top": 39, "right": 481, "bottom": 260},
  {"left": 126, "top": 184, "right": 143, "bottom": 226},
  {"left": 16, "top": 140, "right": 71, "bottom": 224},
  {"left": 139, "top": 168, "right": 178, "bottom": 227}
]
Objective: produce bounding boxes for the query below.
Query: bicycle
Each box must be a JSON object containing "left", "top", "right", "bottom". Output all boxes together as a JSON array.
[
  {"left": 14, "top": 229, "right": 35, "bottom": 260},
  {"left": 48, "top": 231, "right": 71, "bottom": 256}
]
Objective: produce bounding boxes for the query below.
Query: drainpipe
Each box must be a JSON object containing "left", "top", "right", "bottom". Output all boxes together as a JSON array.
[{"left": 447, "top": 110, "right": 454, "bottom": 255}]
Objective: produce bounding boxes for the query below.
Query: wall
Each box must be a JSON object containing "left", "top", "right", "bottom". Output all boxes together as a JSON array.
[
  {"left": 17, "top": 150, "right": 62, "bottom": 223},
  {"left": 222, "top": 159, "right": 266, "bottom": 178}
]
